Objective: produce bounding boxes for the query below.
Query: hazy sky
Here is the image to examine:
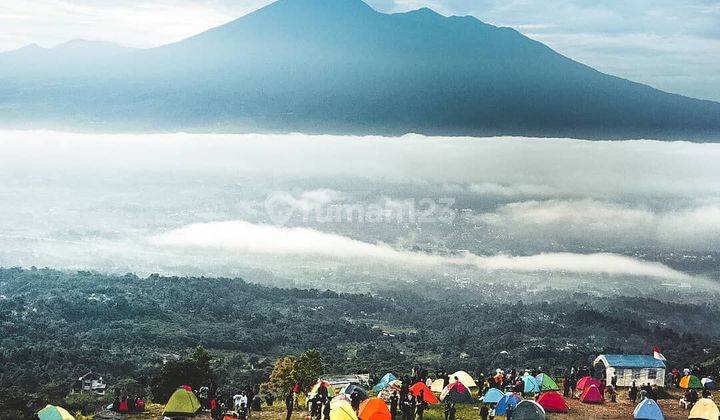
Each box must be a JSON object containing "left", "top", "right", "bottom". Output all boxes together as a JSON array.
[{"left": 1, "top": 0, "right": 719, "bottom": 101}]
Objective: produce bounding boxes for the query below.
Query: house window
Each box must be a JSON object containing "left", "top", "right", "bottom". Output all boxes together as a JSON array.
[
  {"left": 616, "top": 368, "right": 625, "bottom": 377},
  {"left": 632, "top": 369, "right": 641, "bottom": 379},
  {"left": 648, "top": 370, "right": 657, "bottom": 380}
]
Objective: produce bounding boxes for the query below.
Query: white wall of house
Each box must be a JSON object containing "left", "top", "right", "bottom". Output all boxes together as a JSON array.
[{"left": 605, "top": 366, "right": 665, "bottom": 387}]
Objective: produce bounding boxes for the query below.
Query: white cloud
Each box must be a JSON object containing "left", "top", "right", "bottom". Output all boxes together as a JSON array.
[
  {"left": 149, "top": 219, "right": 690, "bottom": 280},
  {"left": 477, "top": 199, "right": 720, "bottom": 251}
]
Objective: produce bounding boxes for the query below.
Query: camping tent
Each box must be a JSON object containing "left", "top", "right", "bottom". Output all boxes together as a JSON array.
[
  {"left": 701, "top": 378, "right": 717, "bottom": 389},
  {"left": 535, "top": 374, "right": 560, "bottom": 392},
  {"left": 38, "top": 405, "right": 75, "bottom": 420},
  {"left": 358, "top": 397, "right": 391, "bottom": 420},
  {"left": 430, "top": 379, "right": 445, "bottom": 393},
  {"left": 576, "top": 376, "right": 602, "bottom": 391},
  {"left": 495, "top": 393, "right": 521, "bottom": 416},
  {"left": 330, "top": 399, "right": 358, "bottom": 420},
  {"left": 449, "top": 371, "right": 478, "bottom": 388},
  {"left": 689, "top": 398, "right": 720, "bottom": 420},
  {"left": 482, "top": 388, "right": 505, "bottom": 404},
  {"left": 373, "top": 373, "right": 397, "bottom": 392},
  {"left": 633, "top": 398, "right": 664, "bottom": 420},
  {"left": 309, "top": 380, "right": 337, "bottom": 399},
  {"left": 409, "top": 382, "right": 440, "bottom": 405},
  {"left": 680, "top": 375, "right": 703, "bottom": 389},
  {"left": 536, "top": 392, "right": 568, "bottom": 413},
  {"left": 340, "top": 384, "right": 368, "bottom": 401},
  {"left": 513, "top": 400, "right": 546, "bottom": 420},
  {"left": 522, "top": 375, "right": 541, "bottom": 394},
  {"left": 440, "top": 382, "right": 474, "bottom": 404},
  {"left": 579, "top": 385, "right": 604, "bottom": 404},
  {"left": 163, "top": 388, "right": 201, "bottom": 417}
]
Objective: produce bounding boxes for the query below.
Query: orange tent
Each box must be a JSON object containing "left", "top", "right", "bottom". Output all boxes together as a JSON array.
[
  {"left": 409, "top": 382, "right": 440, "bottom": 405},
  {"left": 358, "top": 397, "right": 391, "bottom": 420}
]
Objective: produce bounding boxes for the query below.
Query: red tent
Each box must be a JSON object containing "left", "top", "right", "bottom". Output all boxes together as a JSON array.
[
  {"left": 576, "top": 376, "right": 602, "bottom": 391},
  {"left": 580, "top": 385, "right": 604, "bottom": 404},
  {"left": 537, "top": 391, "right": 568, "bottom": 413},
  {"left": 409, "top": 382, "right": 439, "bottom": 405}
]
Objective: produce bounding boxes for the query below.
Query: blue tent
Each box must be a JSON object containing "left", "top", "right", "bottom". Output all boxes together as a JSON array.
[
  {"left": 483, "top": 388, "right": 505, "bottom": 404},
  {"left": 372, "top": 373, "right": 397, "bottom": 391},
  {"left": 702, "top": 378, "right": 717, "bottom": 390},
  {"left": 633, "top": 398, "right": 664, "bottom": 420},
  {"left": 522, "top": 376, "right": 541, "bottom": 394},
  {"left": 495, "top": 393, "right": 521, "bottom": 416}
]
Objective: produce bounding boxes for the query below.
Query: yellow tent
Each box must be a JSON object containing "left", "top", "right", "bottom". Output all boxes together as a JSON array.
[
  {"left": 38, "top": 405, "right": 75, "bottom": 420},
  {"left": 430, "top": 379, "right": 445, "bottom": 393},
  {"left": 689, "top": 398, "right": 720, "bottom": 420},
  {"left": 449, "top": 371, "right": 478, "bottom": 388},
  {"left": 330, "top": 399, "right": 358, "bottom": 420}
]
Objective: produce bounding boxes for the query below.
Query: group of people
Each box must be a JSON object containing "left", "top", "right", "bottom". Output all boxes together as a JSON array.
[
  {"left": 205, "top": 386, "right": 264, "bottom": 420},
  {"left": 110, "top": 395, "right": 146, "bottom": 413}
]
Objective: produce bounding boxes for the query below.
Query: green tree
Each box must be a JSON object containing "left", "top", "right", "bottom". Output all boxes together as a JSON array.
[
  {"left": 261, "top": 356, "right": 296, "bottom": 395},
  {"left": 150, "top": 346, "right": 215, "bottom": 401},
  {"left": 292, "top": 350, "right": 323, "bottom": 392}
]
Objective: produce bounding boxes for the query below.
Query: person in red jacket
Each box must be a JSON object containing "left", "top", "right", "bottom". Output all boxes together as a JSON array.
[{"left": 118, "top": 397, "right": 129, "bottom": 413}]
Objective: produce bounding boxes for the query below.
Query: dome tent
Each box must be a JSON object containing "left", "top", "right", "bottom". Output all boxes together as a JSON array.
[
  {"left": 513, "top": 400, "right": 546, "bottom": 420},
  {"left": 163, "top": 387, "right": 201, "bottom": 417},
  {"left": 358, "top": 397, "right": 391, "bottom": 420},
  {"left": 681, "top": 375, "right": 704, "bottom": 389},
  {"left": 449, "top": 370, "right": 477, "bottom": 388},
  {"left": 440, "top": 382, "right": 474, "bottom": 404},
  {"left": 38, "top": 405, "right": 75, "bottom": 420},
  {"left": 633, "top": 398, "right": 664, "bottom": 420},
  {"left": 576, "top": 376, "right": 602, "bottom": 392},
  {"left": 340, "top": 384, "right": 368, "bottom": 401},
  {"left": 689, "top": 398, "right": 720, "bottom": 420},
  {"left": 522, "top": 375, "right": 541, "bottom": 393},
  {"left": 580, "top": 385, "right": 603, "bottom": 404},
  {"left": 373, "top": 373, "right": 397, "bottom": 391},
  {"left": 410, "top": 382, "right": 439, "bottom": 405},
  {"left": 309, "top": 380, "right": 337, "bottom": 399},
  {"left": 535, "top": 373, "right": 560, "bottom": 392},
  {"left": 330, "top": 399, "right": 358, "bottom": 420},
  {"left": 701, "top": 377, "right": 716, "bottom": 389},
  {"left": 536, "top": 391, "right": 568, "bottom": 413},
  {"left": 482, "top": 388, "right": 505, "bottom": 404},
  {"left": 430, "top": 378, "right": 445, "bottom": 393},
  {"left": 495, "top": 393, "right": 521, "bottom": 415}
]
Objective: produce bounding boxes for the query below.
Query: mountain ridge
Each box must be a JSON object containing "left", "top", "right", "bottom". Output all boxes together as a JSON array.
[{"left": 0, "top": 0, "right": 718, "bottom": 140}]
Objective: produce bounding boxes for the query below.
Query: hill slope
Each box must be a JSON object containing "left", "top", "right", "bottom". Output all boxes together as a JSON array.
[
  {"left": 0, "top": 0, "right": 719, "bottom": 140},
  {"left": 1, "top": 267, "right": 719, "bottom": 408}
]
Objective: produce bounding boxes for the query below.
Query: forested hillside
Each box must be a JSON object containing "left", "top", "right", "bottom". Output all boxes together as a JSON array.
[{"left": 1, "top": 267, "right": 718, "bottom": 414}]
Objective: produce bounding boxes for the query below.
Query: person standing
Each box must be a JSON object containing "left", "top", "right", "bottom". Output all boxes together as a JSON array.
[
  {"left": 390, "top": 391, "right": 399, "bottom": 420},
  {"left": 480, "top": 404, "right": 489, "bottom": 420},
  {"left": 611, "top": 373, "right": 617, "bottom": 388},
  {"left": 416, "top": 390, "right": 426, "bottom": 420},
  {"left": 285, "top": 391, "right": 294, "bottom": 420}
]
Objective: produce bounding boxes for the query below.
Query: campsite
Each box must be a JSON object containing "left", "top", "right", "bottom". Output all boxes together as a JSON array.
[{"left": 33, "top": 362, "right": 720, "bottom": 420}]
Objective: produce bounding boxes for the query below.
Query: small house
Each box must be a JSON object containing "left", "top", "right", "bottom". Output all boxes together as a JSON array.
[
  {"left": 74, "top": 372, "right": 108, "bottom": 395},
  {"left": 593, "top": 355, "right": 666, "bottom": 387}
]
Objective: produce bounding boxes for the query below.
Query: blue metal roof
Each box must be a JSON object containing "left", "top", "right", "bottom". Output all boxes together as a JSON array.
[{"left": 601, "top": 355, "right": 666, "bottom": 368}]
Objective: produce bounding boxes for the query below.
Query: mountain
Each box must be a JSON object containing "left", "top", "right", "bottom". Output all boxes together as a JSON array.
[
  {"left": 0, "top": 40, "right": 134, "bottom": 78},
  {"left": 0, "top": 0, "right": 719, "bottom": 140}
]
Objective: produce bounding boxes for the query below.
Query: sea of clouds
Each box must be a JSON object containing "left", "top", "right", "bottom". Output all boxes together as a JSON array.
[{"left": 0, "top": 130, "right": 718, "bottom": 290}]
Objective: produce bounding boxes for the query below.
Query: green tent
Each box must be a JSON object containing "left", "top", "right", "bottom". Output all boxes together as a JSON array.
[
  {"left": 535, "top": 374, "right": 560, "bottom": 392},
  {"left": 163, "top": 388, "right": 201, "bottom": 417}
]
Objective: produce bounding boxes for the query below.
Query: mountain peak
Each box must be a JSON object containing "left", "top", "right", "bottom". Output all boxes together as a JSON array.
[{"left": 257, "top": 0, "right": 375, "bottom": 19}]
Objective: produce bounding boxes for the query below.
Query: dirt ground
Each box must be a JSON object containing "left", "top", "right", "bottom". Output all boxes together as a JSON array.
[{"left": 117, "top": 390, "right": 712, "bottom": 419}]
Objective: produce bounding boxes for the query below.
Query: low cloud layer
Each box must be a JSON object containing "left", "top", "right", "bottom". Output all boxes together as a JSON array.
[
  {"left": 477, "top": 199, "right": 720, "bottom": 252},
  {"left": 150, "top": 220, "right": 690, "bottom": 280}
]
